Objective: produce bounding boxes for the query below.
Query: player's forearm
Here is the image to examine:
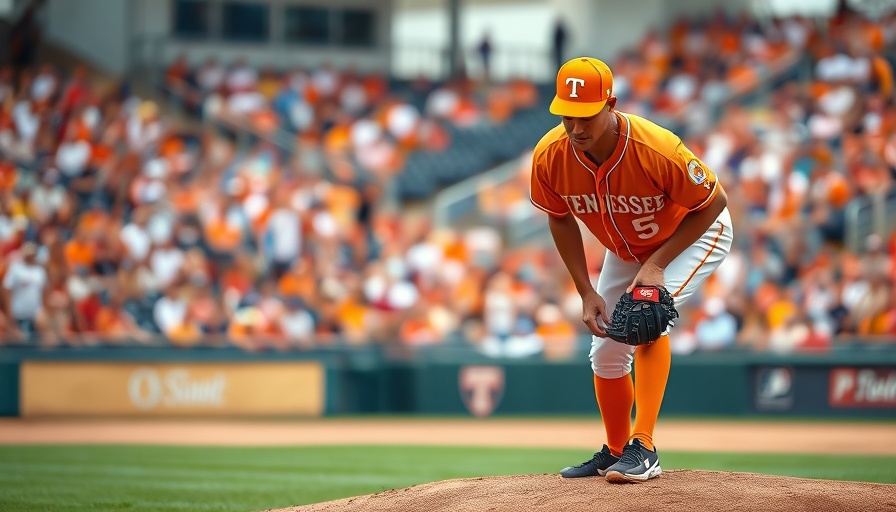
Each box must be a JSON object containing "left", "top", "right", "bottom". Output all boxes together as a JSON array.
[
  {"left": 548, "top": 214, "right": 594, "bottom": 297},
  {"left": 644, "top": 188, "right": 728, "bottom": 272}
]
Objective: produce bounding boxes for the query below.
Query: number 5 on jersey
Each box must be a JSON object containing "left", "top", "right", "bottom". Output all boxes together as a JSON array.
[{"left": 633, "top": 215, "right": 659, "bottom": 239}]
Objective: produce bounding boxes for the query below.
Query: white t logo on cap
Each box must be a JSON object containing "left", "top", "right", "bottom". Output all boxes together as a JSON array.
[{"left": 565, "top": 78, "right": 585, "bottom": 98}]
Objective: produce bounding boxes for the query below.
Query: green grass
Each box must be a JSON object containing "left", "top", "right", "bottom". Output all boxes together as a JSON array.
[{"left": 0, "top": 445, "right": 894, "bottom": 512}]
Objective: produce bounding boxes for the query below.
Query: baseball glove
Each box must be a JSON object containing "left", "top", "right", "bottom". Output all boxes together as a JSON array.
[{"left": 605, "top": 286, "right": 679, "bottom": 346}]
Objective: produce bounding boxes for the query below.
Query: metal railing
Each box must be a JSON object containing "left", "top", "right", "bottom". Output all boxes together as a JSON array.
[
  {"left": 431, "top": 160, "right": 510, "bottom": 228},
  {"left": 129, "top": 34, "right": 551, "bottom": 83},
  {"left": 430, "top": 152, "right": 551, "bottom": 246}
]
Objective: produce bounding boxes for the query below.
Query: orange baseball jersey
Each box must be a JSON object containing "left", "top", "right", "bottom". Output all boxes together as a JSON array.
[{"left": 530, "top": 111, "right": 720, "bottom": 263}]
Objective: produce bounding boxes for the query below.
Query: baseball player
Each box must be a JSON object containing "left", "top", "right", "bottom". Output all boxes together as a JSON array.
[{"left": 530, "top": 57, "right": 733, "bottom": 482}]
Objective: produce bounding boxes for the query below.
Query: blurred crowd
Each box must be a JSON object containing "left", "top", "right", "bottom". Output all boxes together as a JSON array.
[
  {"left": 1, "top": 8, "right": 895, "bottom": 357},
  {"left": 162, "top": 56, "right": 539, "bottom": 184},
  {"left": 0, "top": 51, "right": 542, "bottom": 353}
]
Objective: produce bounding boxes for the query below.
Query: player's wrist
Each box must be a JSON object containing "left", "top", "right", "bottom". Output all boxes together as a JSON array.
[
  {"left": 577, "top": 286, "right": 598, "bottom": 299},
  {"left": 640, "top": 260, "right": 666, "bottom": 274}
]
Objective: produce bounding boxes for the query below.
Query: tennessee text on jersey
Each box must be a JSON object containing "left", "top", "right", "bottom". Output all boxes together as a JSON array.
[{"left": 529, "top": 111, "right": 720, "bottom": 263}]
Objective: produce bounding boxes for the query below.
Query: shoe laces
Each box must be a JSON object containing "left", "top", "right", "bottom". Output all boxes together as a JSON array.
[
  {"left": 576, "top": 452, "right": 602, "bottom": 468},
  {"left": 575, "top": 447, "right": 610, "bottom": 468},
  {"left": 617, "top": 441, "right": 647, "bottom": 467}
]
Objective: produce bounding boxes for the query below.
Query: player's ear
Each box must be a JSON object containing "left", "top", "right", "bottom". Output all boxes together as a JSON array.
[{"left": 607, "top": 96, "right": 618, "bottom": 111}]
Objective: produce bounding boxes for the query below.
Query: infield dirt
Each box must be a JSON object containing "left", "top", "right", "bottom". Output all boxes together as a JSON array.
[
  {"left": 276, "top": 471, "right": 896, "bottom": 512},
  {"left": 2, "top": 418, "right": 894, "bottom": 512}
]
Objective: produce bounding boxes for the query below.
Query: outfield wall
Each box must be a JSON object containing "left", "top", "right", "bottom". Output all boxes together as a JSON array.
[{"left": 1, "top": 346, "right": 894, "bottom": 418}]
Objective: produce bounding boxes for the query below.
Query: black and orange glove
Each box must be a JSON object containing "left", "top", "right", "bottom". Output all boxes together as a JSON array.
[{"left": 605, "top": 286, "right": 679, "bottom": 346}]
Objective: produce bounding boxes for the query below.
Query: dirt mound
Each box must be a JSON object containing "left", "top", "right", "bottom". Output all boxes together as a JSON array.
[{"left": 273, "top": 470, "right": 896, "bottom": 512}]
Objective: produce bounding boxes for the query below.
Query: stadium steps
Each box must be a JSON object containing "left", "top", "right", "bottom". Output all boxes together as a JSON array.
[{"left": 396, "top": 90, "right": 556, "bottom": 201}]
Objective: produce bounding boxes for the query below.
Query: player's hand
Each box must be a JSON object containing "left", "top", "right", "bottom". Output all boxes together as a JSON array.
[
  {"left": 628, "top": 262, "right": 665, "bottom": 293},
  {"left": 581, "top": 290, "right": 610, "bottom": 337}
]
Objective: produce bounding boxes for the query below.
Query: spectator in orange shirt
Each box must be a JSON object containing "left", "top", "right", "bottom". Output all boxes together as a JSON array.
[
  {"left": 167, "top": 307, "right": 205, "bottom": 348},
  {"left": 399, "top": 311, "right": 440, "bottom": 346},
  {"left": 278, "top": 256, "right": 317, "bottom": 304},
  {"left": 63, "top": 228, "right": 95, "bottom": 272},
  {"left": 95, "top": 289, "right": 151, "bottom": 344},
  {"left": 203, "top": 199, "right": 246, "bottom": 261}
]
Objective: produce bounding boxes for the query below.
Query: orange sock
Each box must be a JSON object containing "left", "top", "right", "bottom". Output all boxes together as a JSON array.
[
  {"left": 631, "top": 335, "right": 672, "bottom": 451},
  {"left": 593, "top": 373, "right": 633, "bottom": 456}
]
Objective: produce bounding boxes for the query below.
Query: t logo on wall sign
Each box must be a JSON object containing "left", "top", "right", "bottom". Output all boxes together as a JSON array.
[{"left": 565, "top": 77, "right": 585, "bottom": 97}]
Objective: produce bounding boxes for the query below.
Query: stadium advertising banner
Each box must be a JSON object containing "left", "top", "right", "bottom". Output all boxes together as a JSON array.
[
  {"left": 20, "top": 362, "right": 324, "bottom": 417},
  {"left": 829, "top": 368, "right": 896, "bottom": 408},
  {"left": 752, "top": 365, "right": 896, "bottom": 416}
]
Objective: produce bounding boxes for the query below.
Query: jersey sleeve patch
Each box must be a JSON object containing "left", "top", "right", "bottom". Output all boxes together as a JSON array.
[
  {"left": 664, "top": 143, "right": 718, "bottom": 209},
  {"left": 687, "top": 159, "right": 708, "bottom": 185}
]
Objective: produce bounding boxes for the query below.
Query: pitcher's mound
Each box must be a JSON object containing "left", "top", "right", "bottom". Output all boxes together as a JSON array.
[{"left": 271, "top": 470, "right": 896, "bottom": 512}]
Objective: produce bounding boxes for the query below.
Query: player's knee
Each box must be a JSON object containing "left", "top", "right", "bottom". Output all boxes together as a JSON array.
[
  {"left": 591, "top": 360, "right": 633, "bottom": 379},
  {"left": 589, "top": 340, "right": 635, "bottom": 378}
]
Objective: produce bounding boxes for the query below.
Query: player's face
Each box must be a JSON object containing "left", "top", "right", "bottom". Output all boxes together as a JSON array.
[{"left": 561, "top": 105, "right": 613, "bottom": 152}]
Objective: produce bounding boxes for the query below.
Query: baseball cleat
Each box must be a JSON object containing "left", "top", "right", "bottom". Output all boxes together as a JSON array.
[
  {"left": 560, "top": 444, "right": 620, "bottom": 478},
  {"left": 604, "top": 438, "right": 662, "bottom": 483}
]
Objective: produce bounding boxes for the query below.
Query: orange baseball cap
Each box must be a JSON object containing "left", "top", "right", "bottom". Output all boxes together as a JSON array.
[{"left": 549, "top": 57, "right": 614, "bottom": 118}]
